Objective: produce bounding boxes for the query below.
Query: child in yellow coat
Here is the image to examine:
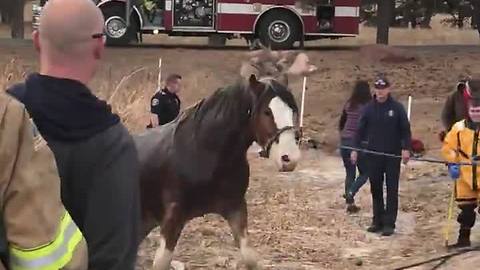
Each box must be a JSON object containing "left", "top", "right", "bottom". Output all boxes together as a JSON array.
[{"left": 442, "top": 79, "right": 480, "bottom": 248}]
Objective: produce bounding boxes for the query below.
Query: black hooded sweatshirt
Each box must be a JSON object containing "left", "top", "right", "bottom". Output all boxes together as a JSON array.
[{"left": 7, "top": 73, "right": 140, "bottom": 270}]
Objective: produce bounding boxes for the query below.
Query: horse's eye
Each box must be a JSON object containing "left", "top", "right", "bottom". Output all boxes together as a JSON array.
[{"left": 264, "top": 109, "right": 272, "bottom": 116}]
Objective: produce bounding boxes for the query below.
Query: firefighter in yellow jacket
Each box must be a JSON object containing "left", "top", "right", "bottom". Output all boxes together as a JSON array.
[
  {"left": 442, "top": 79, "right": 480, "bottom": 248},
  {"left": 0, "top": 92, "right": 88, "bottom": 269}
]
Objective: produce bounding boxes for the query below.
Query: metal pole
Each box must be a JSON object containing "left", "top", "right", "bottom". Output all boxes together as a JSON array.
[
  {"left": 407, "top": 95, "right": 412, "bottom": 121},
  {"left": 157, "top": 58, "right": 162, "bottom": 91},
  {"left": 126, "top": 0, "right": 131, "bottom": 26},
  {"left": 299, "top": 76, "right": 307, "bottom": 128}
]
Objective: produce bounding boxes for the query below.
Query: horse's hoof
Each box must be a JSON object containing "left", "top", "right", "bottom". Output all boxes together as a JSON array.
[
  {"left": 170, "top": 260, "right": 185, "bottom": 270},
  {"left": 241, "top": 248, "right": 260, "bottom": 270}
]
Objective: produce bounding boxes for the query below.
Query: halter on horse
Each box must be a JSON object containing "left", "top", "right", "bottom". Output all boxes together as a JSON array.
[{"left": 134, "top": 74, "right": 301, "bottom": 270}]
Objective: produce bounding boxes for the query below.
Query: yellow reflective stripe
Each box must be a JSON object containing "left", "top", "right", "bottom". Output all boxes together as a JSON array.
[{"left": 10, "top": 211, "right": 83, "bottom": 270}]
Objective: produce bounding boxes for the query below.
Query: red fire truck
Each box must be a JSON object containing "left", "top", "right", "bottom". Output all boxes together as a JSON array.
[{"left": 32, "top": 0, "right": 360, "bottom": 49}]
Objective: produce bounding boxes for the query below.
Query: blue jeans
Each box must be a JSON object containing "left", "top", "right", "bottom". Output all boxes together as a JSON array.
[{"left": 340, "top": 138, "right": 369, "bottom": 202}]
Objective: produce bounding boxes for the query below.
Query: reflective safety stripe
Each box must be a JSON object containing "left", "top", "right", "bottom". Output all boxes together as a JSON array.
[{"left": 10, "top": 211, "right": 83, "bottom": 270}]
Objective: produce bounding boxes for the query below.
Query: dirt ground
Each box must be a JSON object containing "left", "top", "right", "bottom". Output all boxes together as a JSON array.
[{"left": 2, "top": 16, "right": 480, "bottom": 270}]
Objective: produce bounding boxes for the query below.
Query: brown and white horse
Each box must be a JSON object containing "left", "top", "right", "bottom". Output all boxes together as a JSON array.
[
  {"left": 135, "top": 74, "right": 300, "bottom": 269},
  {"left": 134, "top": 50, "right": 316, "bottom": 270}
]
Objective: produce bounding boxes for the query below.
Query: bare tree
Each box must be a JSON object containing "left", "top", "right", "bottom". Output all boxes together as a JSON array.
[
  {"left": 376, "top": 0, "right": 394, "bottom": 44},
  {"left": 0, "top": 0, "right": 10, "bottom": 24},
  {"left": 472, "top": 0, "right": 480, "bottom": 38},
  {"left": 10, "top": 0, "right": 26, "bottom": 39}
]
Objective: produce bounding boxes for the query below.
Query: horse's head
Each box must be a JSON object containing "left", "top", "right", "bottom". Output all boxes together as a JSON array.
[
  {"left": 240, "top": 47, "right": 317, "bottom": 85},
  {"left": 245, "top": 74, "right": 300, "bottom": 172}
]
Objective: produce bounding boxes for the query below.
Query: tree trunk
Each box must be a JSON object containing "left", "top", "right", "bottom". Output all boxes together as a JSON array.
[
  {"left": 472, "top": 0, "right": 480, "bottom": 37},
  {"left": 0, "top": 0, "right": 10, "bottom": 24},
  {"left": 10, "top": 0, "right": 25, "bottom": 39},
  {"left": 376, "top": 0, "right": 393, "bottom": 44},
  {"left": 389, "top": 0, "right": 396, "bottom": 26}
]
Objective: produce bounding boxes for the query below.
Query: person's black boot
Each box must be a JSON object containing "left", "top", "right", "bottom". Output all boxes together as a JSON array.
[
  {"left": 345, "top": 192, "right": 354, "bottom": 204},
  {"left": 367, "top": 223, "right": 383, "bottom": 233},
  {"left": 382, "top": 226, "right": 395, "bottom": 236},
  {"left": 449, "top": 229, "right": 471, "bottom": 249},
  {"left": 346, "top": 204, "right": 360, "bottom": 214}
]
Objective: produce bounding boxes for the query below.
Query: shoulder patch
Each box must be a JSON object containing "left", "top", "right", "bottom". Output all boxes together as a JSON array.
[{"left": 152, "top": 98, "right": 159, "bottom": 106}]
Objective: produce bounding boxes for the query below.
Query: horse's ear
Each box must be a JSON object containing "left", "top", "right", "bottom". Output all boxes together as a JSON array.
[{"left": 287, "top": 52, "right": 318, "bottom": 76}]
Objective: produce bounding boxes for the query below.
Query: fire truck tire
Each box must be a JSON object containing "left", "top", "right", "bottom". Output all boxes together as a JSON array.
[
  {"left": 257, "top": 11, "right": 300, "bottom": 50},
  {"left": 101, "top": 5, "right": 137, "bottom": 46}
]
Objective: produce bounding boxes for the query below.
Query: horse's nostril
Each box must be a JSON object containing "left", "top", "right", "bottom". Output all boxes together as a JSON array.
[{"left": 281, "top": 155, "right": 290, "bottom": 163}]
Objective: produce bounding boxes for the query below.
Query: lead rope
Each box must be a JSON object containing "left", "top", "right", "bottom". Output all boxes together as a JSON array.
[{"left": 340, "top": 146, "right": 475, "bottom": 166}]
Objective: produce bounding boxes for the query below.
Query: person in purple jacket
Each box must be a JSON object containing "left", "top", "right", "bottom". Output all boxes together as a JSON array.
[{"left": 339, "top": 80, "right": 372, "bottom": 213}]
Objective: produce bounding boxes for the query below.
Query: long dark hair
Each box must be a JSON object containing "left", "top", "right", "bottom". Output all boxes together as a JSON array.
[{"left": 348, "top": 80, "right": 372, "bottom": 110}]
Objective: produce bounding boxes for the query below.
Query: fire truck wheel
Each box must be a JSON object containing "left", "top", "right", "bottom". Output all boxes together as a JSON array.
[
  {"left": 257, "top": 12, "right": 300, "bottom": 50},
  {"left": 101, "top": 5, "right": 137, "bottom": 46}
]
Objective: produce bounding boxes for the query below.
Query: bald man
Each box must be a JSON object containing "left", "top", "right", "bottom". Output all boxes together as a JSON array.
[{"left": 7, "top": 0, "right": 141, "bottom": 269}]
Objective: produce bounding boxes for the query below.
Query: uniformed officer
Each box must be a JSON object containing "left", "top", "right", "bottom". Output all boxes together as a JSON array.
[
  {"left": 148, "top": 73, "right": 182, "bottom": 128},
  {"left": 351, "top": 74, "right": 412, "bottom": 236}
]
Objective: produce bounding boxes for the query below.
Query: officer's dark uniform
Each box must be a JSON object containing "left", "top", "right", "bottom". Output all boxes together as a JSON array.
[
  {"left": 354, "top": 77, "right": 412, "bottom": 235},
  {"left": 147, "top": 88, "right": 180, "bottom": 128}
]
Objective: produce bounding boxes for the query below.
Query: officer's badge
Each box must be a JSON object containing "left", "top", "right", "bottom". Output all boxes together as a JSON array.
[
  {"left": 388, "top": 110, "right": 394, "bottom": 117},
  {"left": 152, "top": 98, "right": 159, "bottom": 106}
]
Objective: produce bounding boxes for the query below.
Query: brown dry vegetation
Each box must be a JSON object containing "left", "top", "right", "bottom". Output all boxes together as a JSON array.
[{"left": 2, "top": 15, "right": 480, "bottom": 269}]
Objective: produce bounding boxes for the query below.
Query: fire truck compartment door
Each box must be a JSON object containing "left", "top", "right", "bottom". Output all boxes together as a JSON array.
[{"left": 172, "top": 0, "right": 215, "bottom": 28}]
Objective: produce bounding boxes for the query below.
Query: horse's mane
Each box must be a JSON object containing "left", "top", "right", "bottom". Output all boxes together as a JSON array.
[
  {"left": 175, "top": 79, "right": 252, "bottom": 130},
  {"left": 170, "top": 80, "right": 254, "bottom": 183}
]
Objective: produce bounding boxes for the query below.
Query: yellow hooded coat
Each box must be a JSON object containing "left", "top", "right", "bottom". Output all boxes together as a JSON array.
[{"left": 442, "top": 119, "right": 480, "bottom": 204}]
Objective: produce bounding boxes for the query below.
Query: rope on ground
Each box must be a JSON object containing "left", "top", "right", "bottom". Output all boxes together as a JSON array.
[
  {"left": 340, "top": 145, "right": 475, "bottom": 166},
  {"left": 391, "top": 246, "right": 480, "bottom": 270}
]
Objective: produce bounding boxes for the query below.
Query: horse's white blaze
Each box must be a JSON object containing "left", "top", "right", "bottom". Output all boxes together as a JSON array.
[
  {"left": 152, "top": 236, "right": 173, "bottom": 270},
  {"left": 268, "top": 97, "right": 300, "bottom": 171},
  {"left": 269, "top": 97, "right": 293, "bottom": 129}
]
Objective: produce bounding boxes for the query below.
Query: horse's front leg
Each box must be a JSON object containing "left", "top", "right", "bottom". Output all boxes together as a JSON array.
[
  {"left": 223, "top": 199, "right": 260, "bottom": 270},
  {"left": 152, "top": 202, "right": 185, "bottom": 270}
]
